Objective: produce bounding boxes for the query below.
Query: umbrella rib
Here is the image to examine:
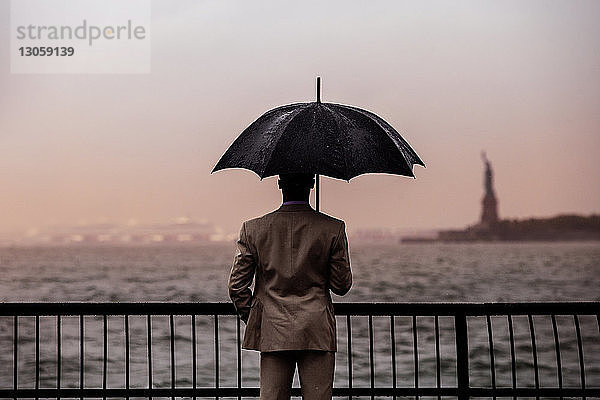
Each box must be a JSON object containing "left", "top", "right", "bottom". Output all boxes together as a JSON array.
[
  {"left": 342, "top": 104, "right": 424, "bottom": 169},
  {"left": 326, "top": 104, "right": 413, "bottom": 178},
  {"left": 211, "top": 104, "right": 306, "bottom": 176},
  {"left": 322, "top": 104, "right": 352, "bottom": 181},
  {"left": 258, "top": 104, "right": 311, "bottom": 178}
]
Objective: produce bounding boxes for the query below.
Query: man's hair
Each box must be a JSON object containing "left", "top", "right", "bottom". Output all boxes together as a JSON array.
[{"left": 278, "top": 173, "right": 315, "bottom": 189}]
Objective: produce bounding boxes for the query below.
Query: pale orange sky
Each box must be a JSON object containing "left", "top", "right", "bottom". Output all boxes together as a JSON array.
[{"left": 1, "top": 0, "right": 599, "bottom": 235}]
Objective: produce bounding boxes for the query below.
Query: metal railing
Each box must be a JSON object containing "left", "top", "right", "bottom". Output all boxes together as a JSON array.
[{"left": 0, "top": 302, "right": 598, "bottom": 399}]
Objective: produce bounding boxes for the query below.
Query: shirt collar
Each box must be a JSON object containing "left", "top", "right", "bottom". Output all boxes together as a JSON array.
[{"left": 277, "top": 201, "right": 314, "bottom": 212}]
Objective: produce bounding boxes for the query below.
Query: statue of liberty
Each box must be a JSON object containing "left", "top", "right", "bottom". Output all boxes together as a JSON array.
[{"left": 480, "top": 151, "right": 498, "bottom": 226}]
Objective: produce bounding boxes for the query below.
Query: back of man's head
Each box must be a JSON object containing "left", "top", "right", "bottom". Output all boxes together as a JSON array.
[{"left": 277, "top": 173, "right": 315, "bottom": 190}]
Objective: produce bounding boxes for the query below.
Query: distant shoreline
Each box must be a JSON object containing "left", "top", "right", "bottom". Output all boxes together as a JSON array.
[
  {"left": 402, "top": 214, "right": 600, "bottom": 243},
  {"left": 2, "top": 239, "right": 600, "bottom": 249}
]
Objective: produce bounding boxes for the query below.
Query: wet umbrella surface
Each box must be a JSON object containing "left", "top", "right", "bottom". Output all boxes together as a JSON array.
[
  {"left": 212, "top": 78, "right": 424, "bottom": 207},
  {"left": 213, "top": 102, "right": 424, "bottom": 181}
]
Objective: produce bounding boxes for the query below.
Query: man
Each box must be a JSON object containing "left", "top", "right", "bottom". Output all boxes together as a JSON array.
[{"left": 228, "top": 173, "right": 352, "bottom": 400}]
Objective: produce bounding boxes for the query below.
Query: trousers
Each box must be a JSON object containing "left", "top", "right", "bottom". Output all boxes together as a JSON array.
[{"left": 259, "top": 350, "right": 335, "bottom": 400}]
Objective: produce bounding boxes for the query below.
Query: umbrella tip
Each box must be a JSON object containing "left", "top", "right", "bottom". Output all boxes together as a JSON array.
[{"left": 316, "top": 76, "right": 321, "bottom": 103}]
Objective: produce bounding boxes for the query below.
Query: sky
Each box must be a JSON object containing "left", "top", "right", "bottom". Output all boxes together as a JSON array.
[{"left": 1, "top": 0, "right": 599, "bottom": 236}]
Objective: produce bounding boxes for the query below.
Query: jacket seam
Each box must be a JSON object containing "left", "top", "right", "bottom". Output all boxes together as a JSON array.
[
  {"left": 242, "top": 221, "right": 256, "bottom": 257},
  {"left": 290, "top": 214, "right": 294, "bottom": 276},
  {"left": 330, "top": 221, "right": 344, "bottom": 257}
]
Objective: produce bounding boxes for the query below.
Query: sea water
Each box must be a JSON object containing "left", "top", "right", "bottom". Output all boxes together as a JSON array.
[{"left": 0, "top": 242, "right": 598, "bottom": 390}]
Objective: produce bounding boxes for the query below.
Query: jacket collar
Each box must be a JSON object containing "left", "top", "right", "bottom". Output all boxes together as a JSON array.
[{"left": 277, "top": 202, "right": 315, "bottom": 212}]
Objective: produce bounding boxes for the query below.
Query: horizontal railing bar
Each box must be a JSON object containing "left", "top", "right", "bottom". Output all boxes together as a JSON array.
[
  {"left": 0, "top": 302, "right": 237, "bottom": 316},
  {"left": 336, "top": 302, "right": 600, "bottom": 315},
  {"left": 1, "top": 302, "right": 598, "bottom": 316},
  {"left": 2, "top": 387, "right": 599, "bottom": 398},
  {"left": 0, "top": 388, "right": 460, "bottom": 397},
  {"left": 468, "top": 387, "right": 600, "bottom": 397}
]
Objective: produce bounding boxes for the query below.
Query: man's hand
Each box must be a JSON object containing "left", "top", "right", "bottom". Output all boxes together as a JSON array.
[{"left": 228, "top": 221, "right": 256, "bottom": 322}]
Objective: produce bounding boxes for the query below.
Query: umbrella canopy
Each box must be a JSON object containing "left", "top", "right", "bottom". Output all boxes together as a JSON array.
[
  {"left": 212, "top": 101, "right": 424, "bottom": 181},
  {"left": 212, "top": 78, "right": 424, "bottom": 209}
]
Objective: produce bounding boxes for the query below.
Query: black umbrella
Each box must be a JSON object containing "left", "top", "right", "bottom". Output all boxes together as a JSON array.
[{"left": 212, "top": 78, "right": 424, "bottom": 211}]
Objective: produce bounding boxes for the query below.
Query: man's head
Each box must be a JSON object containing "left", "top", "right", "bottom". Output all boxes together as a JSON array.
[{"left": 278, "top": 173, "right": 315, "bottom": 201}]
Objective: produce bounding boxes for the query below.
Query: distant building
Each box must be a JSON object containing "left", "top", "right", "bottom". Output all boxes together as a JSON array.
[{"left": 1, "top": 218, "right": 230, "bottom": 245}]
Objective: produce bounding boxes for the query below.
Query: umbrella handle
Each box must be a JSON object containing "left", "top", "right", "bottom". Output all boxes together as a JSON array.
[
  {"left": 316, "top": 173, "right": 320, "bottom": 212},
  {"left": 315, "top": 77, "right": 321, "bottom": 212}
]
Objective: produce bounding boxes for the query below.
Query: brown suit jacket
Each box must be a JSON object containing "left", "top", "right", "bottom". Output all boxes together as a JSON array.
[{"left": 228, "top": 202, "right": 352, "bottom": 352}]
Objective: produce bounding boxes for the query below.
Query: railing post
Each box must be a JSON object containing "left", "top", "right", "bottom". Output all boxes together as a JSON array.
[
  {"left": 455, "top": 312, "right": 469, "bottom": 400},
  {"left": 13, "top": 316, "right": 17, "bottom": 400}
]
